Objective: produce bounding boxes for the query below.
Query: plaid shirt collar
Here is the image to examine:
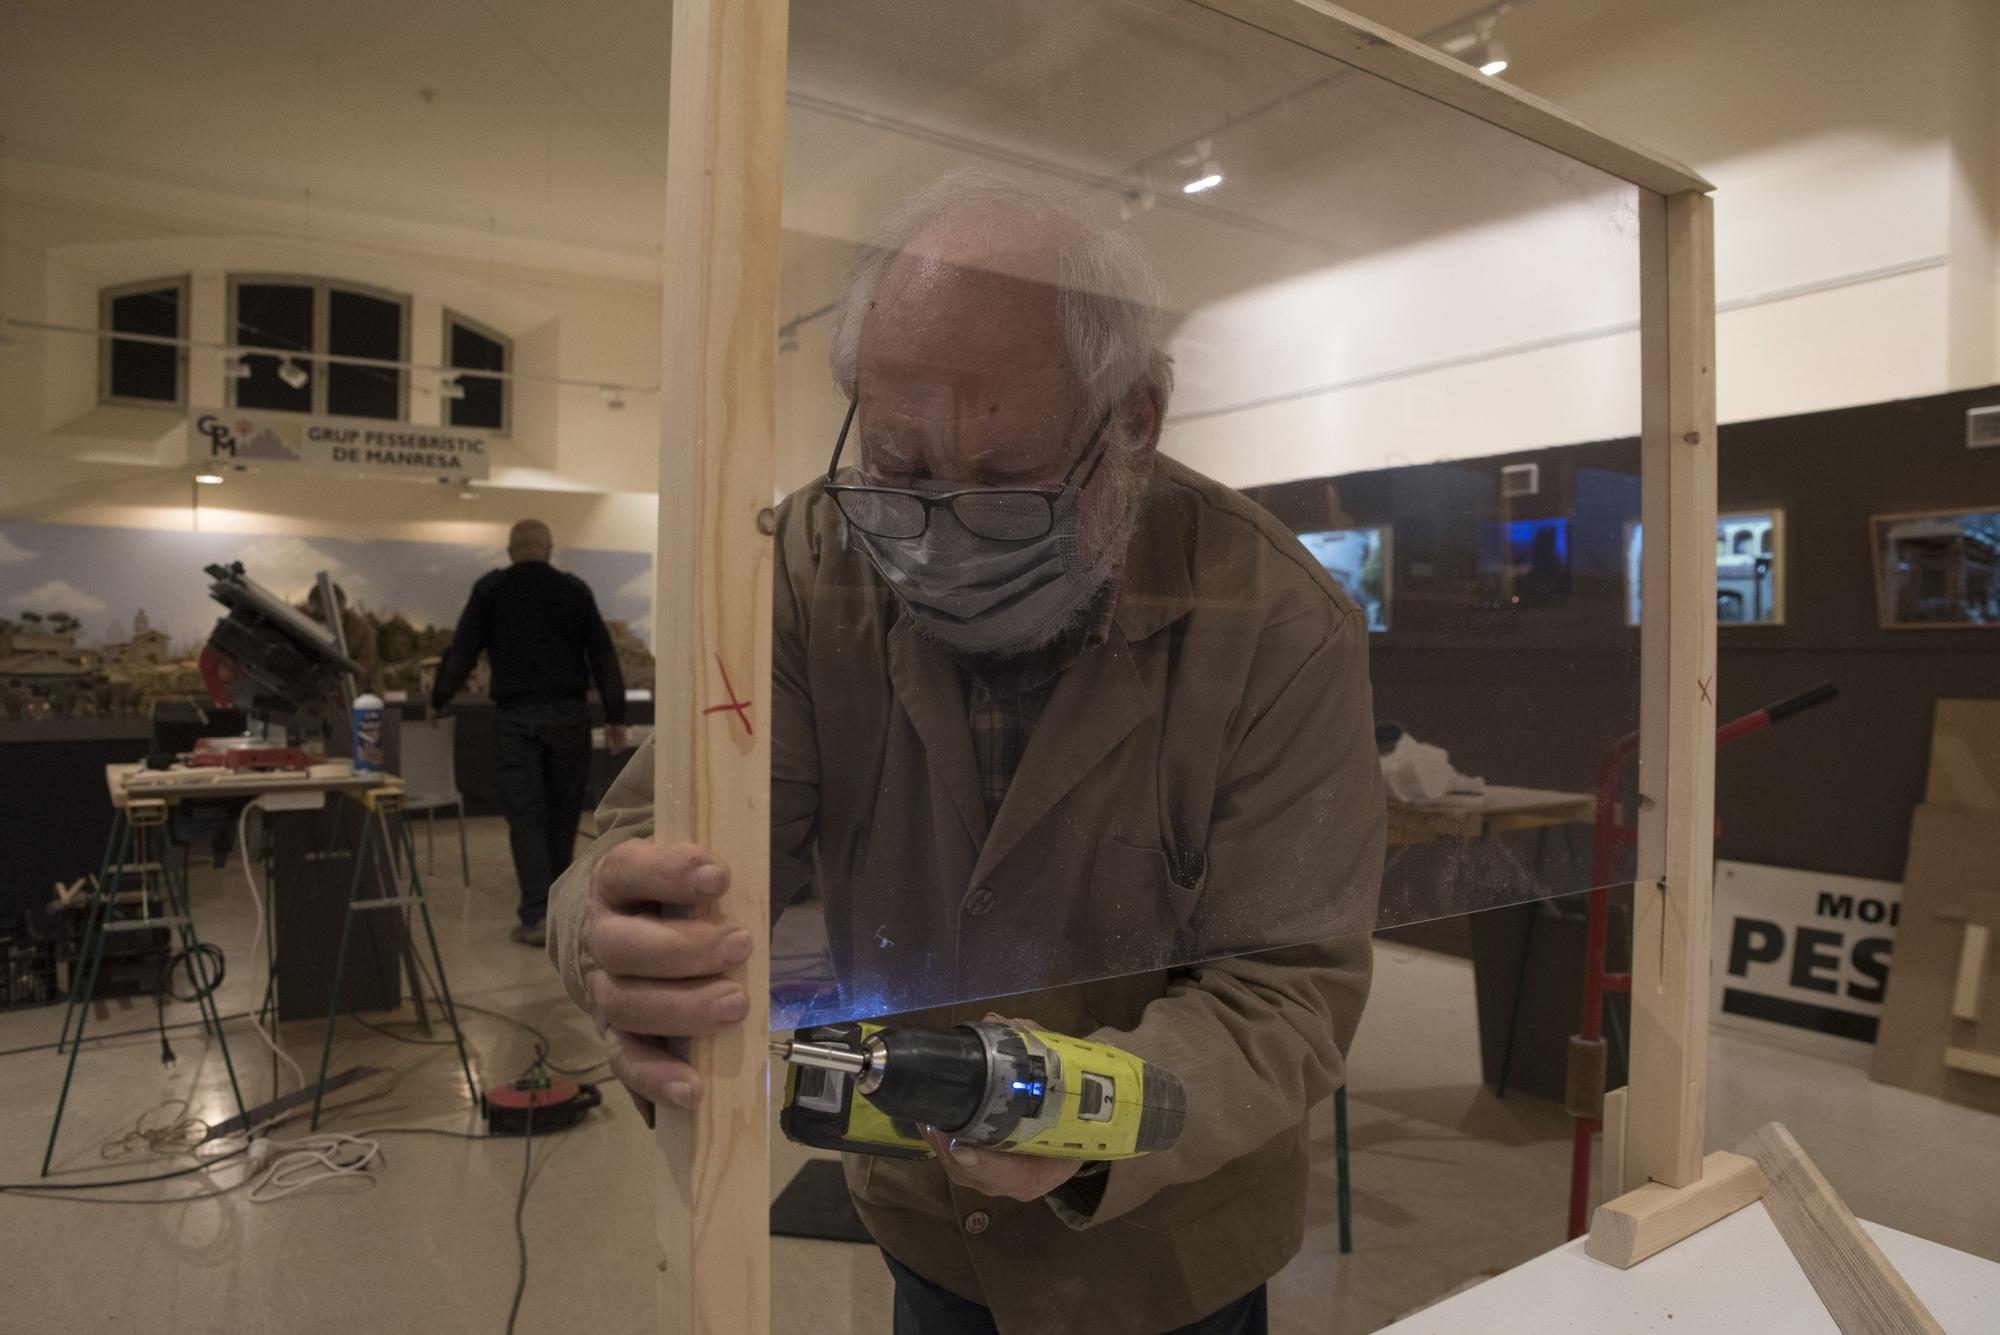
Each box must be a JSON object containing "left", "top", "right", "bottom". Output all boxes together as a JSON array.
[{"left": 962, "top": 580, "right": 1121, "bottom": 821}]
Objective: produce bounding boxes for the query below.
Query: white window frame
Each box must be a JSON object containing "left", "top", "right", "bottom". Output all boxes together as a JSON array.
[
  {"left": 226, "top": 273, "right": 412, "bottom": 420},
  {"left": 98, "top": 275, "right": 190, "bottom": 410},
  {"left": 441, "top": 308, "right": 513, "bottom": 438}
]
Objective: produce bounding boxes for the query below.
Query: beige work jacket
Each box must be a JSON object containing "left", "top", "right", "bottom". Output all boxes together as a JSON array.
[{"left": 550, "top": 455, "right": 1385, "bottom": 1334}]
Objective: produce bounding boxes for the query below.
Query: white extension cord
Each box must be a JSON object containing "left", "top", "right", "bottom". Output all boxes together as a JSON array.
[
  {"left": 236, "top": 798, "right": 307, "bottom": 1092},
  {"left": 247, "top": 1132, "right": 383, "bottom": 1203}
]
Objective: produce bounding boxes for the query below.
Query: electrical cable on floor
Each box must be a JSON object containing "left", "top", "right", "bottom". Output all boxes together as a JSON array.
[
  {"left": 237, "top": 798, "right": 305, "bottom": 1093},
  {"left": 0, "top": 1012, "right": 255, "bottom": 1063},
  {"left": 99, "top": 1097, "right": 210, "bottom": 1161},
  {"left": 248, "top": 1132, "right": 384, "bottom": 1203},
  {"left": 154, "top": 941, "right": 226, "bottom": 1068},
  {"left": 0, "top": 1143, "right": 251, "bottom": 1196},
  {"left": 504, "top": 1068, "right": 536, "bottom": 1335}
]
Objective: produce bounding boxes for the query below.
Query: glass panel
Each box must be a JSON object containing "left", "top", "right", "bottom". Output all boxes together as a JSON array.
[
  {"left": 769, "top": 0, "right": 1650, "bottom": 1044},
  {"left": 234, "top": 280, "right": 315, "bottom": 413},
  {"left": 106, "top": 284, "right": 181, "bottom": 403},
  {"left": 446, "top": 319, "right": 507, "bottom": 431},
  {"left": 326, "top": 286, "right": 403, "bottom": 420}
]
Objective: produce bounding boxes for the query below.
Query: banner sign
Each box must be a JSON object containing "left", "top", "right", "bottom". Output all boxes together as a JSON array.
[
  {"left": 1711, "top": 860, "right": 1901, "bottom": 1050},
  {"left": 189, "top": 407, "right": 490, "bottom": 481}
]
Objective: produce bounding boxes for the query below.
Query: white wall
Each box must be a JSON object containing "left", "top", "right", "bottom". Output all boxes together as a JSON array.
[
  {"left": 1, "top": 160, "right": 664, "bottom": 548},
  {"left": 7, "top": 0, "right": 1994, "bottom": 523}
]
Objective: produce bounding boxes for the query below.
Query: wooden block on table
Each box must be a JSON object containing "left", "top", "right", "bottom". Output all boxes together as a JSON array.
[
  {"left": 1601, "top": 1085, "right": 1628, "bottom": 1203},
  {"left": 1942, "top": 1046, "right": 2000, "bottom": 1078},
  {"left": 1586, "top": 1149, "right": 1764, "bottom": 1269},
  {"left": 1952, "top": 923, "right": 1989, "bottom": 1021},
  {"left": 1744, "top": 1121, "right": 1945, "bottom": 1335}
]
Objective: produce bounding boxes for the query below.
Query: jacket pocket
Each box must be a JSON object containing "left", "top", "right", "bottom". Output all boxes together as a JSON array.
[{"left": 1086, "top": 836, "right": 1204, "bottom": 978}]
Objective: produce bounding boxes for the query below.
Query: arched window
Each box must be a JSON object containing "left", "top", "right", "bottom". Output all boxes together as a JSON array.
[
  {"left": 227, "top": 275, "right": 410, "bottom": 420},
  {"left": 443, "top": 310, "right": 511, "bottom": 434},
  {"left": 99, "top": 277, "right": 189, "bottom": 408}
]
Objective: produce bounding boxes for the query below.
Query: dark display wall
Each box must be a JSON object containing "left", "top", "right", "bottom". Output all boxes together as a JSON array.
[{"left": 1247, "top": 384, "right": 2000, "bottom": 887}]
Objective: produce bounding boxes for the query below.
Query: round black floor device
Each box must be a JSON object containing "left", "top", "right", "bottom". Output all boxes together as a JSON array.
[{"left": 481, "top": 1076, "right": 601, "bottom": 1136}]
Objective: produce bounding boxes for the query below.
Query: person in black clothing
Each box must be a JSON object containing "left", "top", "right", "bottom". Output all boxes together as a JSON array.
[{"left": 431, "top": 519, "right": 628, "bottom": 946}]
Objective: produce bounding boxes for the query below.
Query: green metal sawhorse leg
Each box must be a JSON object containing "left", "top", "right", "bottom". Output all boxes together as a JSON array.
[
  {"left": 53, "top": 816, "right": 125, "bottom": 1059},
  {"left": 42, "top": 798, "right": 246, "bottom": 1176},
  {"left": 311, "top": 786, "right": 477, "bottom": 1129}
]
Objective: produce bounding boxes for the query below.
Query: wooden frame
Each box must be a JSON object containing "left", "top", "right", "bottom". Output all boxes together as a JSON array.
[
  {"left": 652, "top": 0, "right": 786, "bottom": 1330},
  {"left": 1868, "top": 505, "right": 2000, "bottom": 629},
  {"left": 646, "top": 1, "right": 1932, "bottom": 1330}
]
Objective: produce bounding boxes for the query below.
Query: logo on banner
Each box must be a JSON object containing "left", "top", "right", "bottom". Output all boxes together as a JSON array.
[{"left": 196, "top": 413, "right": 303, "bottom": 462}]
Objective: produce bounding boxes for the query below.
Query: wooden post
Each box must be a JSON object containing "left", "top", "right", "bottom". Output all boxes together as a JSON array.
[
  {"left": 653, "top": 1, "right": 787, "bottom": 1332},
  {"left": 1627, "top": 189, "right": 1718, "bottom": 1193}
]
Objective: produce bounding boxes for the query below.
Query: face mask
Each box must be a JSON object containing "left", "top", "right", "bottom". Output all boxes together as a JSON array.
[{"left": 851, "top": 481, "right": 1110, "bottom": 658}]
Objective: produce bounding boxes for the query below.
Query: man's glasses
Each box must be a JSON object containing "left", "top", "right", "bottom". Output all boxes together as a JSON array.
[{"left": 823, "top": 399, "right": 1114, "bottom": 542}]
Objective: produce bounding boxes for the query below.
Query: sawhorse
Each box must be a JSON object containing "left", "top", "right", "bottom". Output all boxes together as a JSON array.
[
  {"left": 42, "top": 797, "right": 246, "bottom": 1175},
  {"left": 310, "top": 786, "right": 477, "bottom": 1129}
]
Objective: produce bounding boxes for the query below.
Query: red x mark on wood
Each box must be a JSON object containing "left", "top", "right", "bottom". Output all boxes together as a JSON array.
[
  {"left": 702, "top": 653, "right": 754, "bottom": 736},
  {"left": 1697, "top": 674, "right": 1714, "bottom": 707}
]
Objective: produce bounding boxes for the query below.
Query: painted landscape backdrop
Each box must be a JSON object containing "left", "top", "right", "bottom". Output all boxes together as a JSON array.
[{"left": 0, "top": 521, "right": 652, "bottom": 720}]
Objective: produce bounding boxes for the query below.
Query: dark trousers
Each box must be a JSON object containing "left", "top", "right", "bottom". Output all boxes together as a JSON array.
[
  {"left": 492, "top": 698, "right": 592, "bottom": 927},
  {"left": 882, "top": 1251, "right": 1266, "bottom": 1335}
]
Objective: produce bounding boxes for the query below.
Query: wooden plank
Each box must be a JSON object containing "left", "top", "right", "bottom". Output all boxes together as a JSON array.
[
  {"left": 1951, "top": 924, "right": 1989, "bottom": 1021},
  {"left": 1744, "top": 1122, "right": 1946, "bottom": 1334},
  {"left": 1190, "top": 0, "right": 1711, "bottom": 196},
  {"left": 1942, "top": 1046, "right": 2000, "bottom": 1078},
  {"left": 1627, "top": 189, "right": 1718, "bottom": 1192},
  {"left": 1600, "top": 1085, "right": 1628, "bottom": 1210},
  {"left": 1586, "top": 1149, "right": 1764, "bottom": 1269},
  {"left": 653, "top": 0, "right": 786, "bottom": 1331}
]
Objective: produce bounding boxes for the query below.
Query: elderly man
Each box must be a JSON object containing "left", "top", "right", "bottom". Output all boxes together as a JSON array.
[{"left": 548, "top": 174, "right": 1383, "bottom": 1335}]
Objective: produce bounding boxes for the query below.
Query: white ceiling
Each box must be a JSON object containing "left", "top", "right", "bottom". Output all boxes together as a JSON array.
[{"left": 2, "top": 0, "right": 1676, "bottom": 274}]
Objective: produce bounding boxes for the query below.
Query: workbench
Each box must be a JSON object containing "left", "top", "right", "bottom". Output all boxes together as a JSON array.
[
  {"left": 1376, "top": 1202, "right": 1997, "bottom": 1332},
  {"left": 104, "top": 762, "right": 411, "bottom": 1023},
  {"left": 1387, "top": 785, "right": 1597, "bottom": 848}
]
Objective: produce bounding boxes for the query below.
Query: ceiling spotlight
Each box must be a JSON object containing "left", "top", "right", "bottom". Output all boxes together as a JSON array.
[
  {"left": 277, "top": 358, "right": 310, "bottom": 390},
  {"left": 601, "top": 385, "right": 625, "bottom": 411},
  {"left": 1118, "top": 187, "right": 1158, "bottom": 221},
  {"left": 223, "top": 354, "right": 252, "bottom": 380},
  {"left": 439, "top": 374, "right": 468, "bottom": 401},
  {"left": 1183, "top": 169, "right": 1223, "bottom": 195},
  {"left": 194, "top": 471, "right": 225, "bottom": 485},
  {"left": 1478, "top": 39, "right": 1511, "bottom": 76}
]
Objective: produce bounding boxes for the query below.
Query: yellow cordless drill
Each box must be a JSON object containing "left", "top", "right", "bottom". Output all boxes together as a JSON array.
[{"left": 774, "top": 1020, "right": 1185, "bottom": 1161}]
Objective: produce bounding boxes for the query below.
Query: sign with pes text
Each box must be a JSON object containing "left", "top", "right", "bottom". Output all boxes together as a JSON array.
[
  {"left": 1710, "top": 860, "right": 1901, "bottom": 1053},
  {"left": 189, "top": 407, "right": 490, "bottom": 481}
]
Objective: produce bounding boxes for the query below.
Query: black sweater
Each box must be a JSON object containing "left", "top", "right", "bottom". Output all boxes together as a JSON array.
[{"left": 430, "top": 561, "right": 627, "bottom": 722}]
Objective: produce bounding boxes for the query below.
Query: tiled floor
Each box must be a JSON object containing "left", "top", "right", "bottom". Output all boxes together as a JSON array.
[{"left": 1, "top": 814, "right": 1992, "bottom": 1333}]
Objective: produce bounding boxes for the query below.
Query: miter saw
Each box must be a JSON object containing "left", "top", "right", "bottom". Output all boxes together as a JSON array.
[{"left": 194, "top": 562, "right": 363, "bottom": 764}]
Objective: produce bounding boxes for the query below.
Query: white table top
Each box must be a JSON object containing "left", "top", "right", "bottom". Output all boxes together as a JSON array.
[{"left": 1377, "top": 1202, "right": 1997, "bottom": 1333}]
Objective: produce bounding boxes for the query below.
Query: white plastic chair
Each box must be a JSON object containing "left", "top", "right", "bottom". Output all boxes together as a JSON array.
[{"left": 399, "top": 716, "right": 469, "bottom": 885}]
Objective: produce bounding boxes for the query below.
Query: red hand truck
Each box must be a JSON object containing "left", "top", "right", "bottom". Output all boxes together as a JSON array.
[{"left": 1566, "top": 680, "right": 1839, "bottom": 1239}]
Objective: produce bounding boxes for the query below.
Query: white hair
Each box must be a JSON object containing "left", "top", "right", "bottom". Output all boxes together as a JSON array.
[{"left": 826, "top": 170, "right": 1174, "bottom": 416}]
